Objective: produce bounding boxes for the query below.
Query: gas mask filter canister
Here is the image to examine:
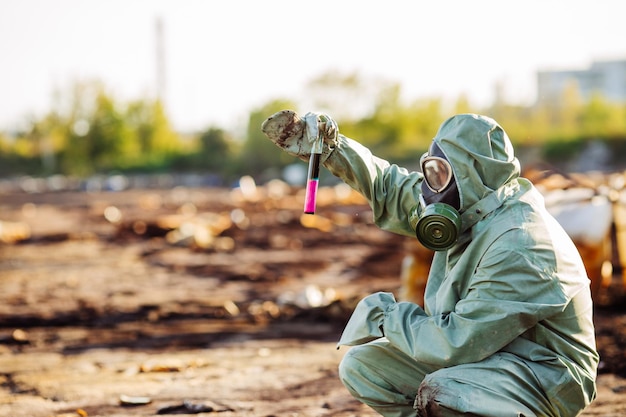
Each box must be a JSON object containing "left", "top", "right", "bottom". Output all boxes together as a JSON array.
[{"left": 409, "top": 195, "right": 461, "bottom": 251}]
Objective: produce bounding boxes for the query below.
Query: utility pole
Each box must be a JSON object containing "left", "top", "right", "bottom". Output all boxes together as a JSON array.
[{"left": 155, "top": 17, "right": 166, "bottom": 104}]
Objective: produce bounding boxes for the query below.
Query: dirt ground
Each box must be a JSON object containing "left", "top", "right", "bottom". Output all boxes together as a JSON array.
[{"left": 1, "top": 183, "right": 626, "bottom": 417}]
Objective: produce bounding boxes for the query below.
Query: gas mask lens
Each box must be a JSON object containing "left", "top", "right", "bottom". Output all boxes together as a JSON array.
[{"left": 420, "top": 153, "right": 453, "bottom": 193}]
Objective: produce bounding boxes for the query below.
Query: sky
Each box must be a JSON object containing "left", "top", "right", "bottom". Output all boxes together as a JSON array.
[{"left": 1, "top": 0, "right": 625, "bottom": 133}]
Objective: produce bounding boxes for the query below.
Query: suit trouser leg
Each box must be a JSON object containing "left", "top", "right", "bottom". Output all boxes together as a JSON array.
[
  {"left": 339, "top": 338, "right": 433, "bottom": 417},
  {"left": 339, "top": 339, "right": 556, "bottom": 417}
]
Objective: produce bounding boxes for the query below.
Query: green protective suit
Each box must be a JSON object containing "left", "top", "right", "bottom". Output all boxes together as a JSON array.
[{"left": 325, "top": 114, "right": 598, "bottom": 416}]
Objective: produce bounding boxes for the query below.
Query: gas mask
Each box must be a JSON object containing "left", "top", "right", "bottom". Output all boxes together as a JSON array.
[{"left": 409, "top": 144, "right": 462, "bottom": 251}]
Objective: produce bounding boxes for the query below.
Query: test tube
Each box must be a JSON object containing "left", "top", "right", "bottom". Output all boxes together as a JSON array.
[{"left": 304, "top": 152, "right": 321, "bottom": 214}]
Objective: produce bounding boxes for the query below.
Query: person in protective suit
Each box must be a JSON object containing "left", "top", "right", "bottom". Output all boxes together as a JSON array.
[{"left": 261, "top": 111, "right": 598, "bottom": 417}]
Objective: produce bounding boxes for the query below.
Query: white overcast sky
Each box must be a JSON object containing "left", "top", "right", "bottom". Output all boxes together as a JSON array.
[{"left": 1, "top": 0, "right": 625, "bottom": 132}]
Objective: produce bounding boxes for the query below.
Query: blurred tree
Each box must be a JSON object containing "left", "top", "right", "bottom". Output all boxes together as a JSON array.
[
  {"left": 124, "top": 99, "right": 181, "bottom": 168},
  {"left": 22, "top": 114, "right": 59, "bottom": 173},
  {"left": 523, "top": 106, "right": 552, "bottom": 145},
  {"left": 341, "top": 94, "right": 443, "bottom": 163},
  {"left": 34, "top": 80, "right": 185, "bottom": 175},
  {"left": 401, "top": 98, "right": 445, "bottom": 156},
  {"left": 145, "top": 100, "right": 180, "bottom": 156},
  {"left": 197, "top": 126, "right": 234, "bottom": 172},
  {"left": 579, "top": 93, "right": 626, "bottom": 138},
  {"left": 3, "top": 71, "right": 626, "bottom": 179},
  {"left": 126, "top": 99, "right": 157, "bottom": 155},
  {"left": 551, "top": 81, "right": 583, "bottom": 140},
  {"left": 490, "top": 103, "right": 539, "bottom": 145},
  {"left": 0, "top": 132, "right": 9, "bottom": 154},
  {"left": 60, "top": 84, "right": 130, "bottom": 175}
]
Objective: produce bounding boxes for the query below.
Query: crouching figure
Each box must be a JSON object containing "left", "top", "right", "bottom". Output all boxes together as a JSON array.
[{"left": 262, "top": 111, "right": 598, "bottom": 416}]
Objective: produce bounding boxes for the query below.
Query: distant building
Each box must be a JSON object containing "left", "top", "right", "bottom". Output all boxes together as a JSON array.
[{"left": 536, "top": 59, "right": 626, "bottom": 105}]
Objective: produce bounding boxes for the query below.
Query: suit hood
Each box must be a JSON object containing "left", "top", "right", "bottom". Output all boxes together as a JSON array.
[{"left": 433, "top": 114, "right": 521, "bottom": 211}]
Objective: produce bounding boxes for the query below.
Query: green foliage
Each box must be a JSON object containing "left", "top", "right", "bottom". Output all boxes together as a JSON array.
[
  {"left": 61, "top": 87, "right": 130, "bottom": 175},
  {"left": 165, "top": 126, "right": 238, "bottom": 182},
  {"left": 542, "top": 137, "right": 586, "bottom": 161},
  {"left": 2, "top": 72, "right": 626, "bottom": 181},
  {"left": 3, "top": 80, "right": 188, "bottom": 177},
  {"left": 340, "top": 96, "right": 444, "bottom": 164},
  {"left": 198, "top": 127, "right": 234, "bottom": 171}
]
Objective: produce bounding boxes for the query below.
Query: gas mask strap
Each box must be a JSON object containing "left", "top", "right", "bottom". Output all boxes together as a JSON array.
[{"left": 460, "top": 191, "right": 505, "bottom": 233}]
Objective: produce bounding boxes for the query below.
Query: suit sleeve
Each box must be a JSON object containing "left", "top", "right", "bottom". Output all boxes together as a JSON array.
[{"left": 323, "top": 135, "right": 422, "bottom": 238}]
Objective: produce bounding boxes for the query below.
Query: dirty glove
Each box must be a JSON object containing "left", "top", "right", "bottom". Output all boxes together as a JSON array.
[
  {"left": 261, "top": 110, "right": 338, "bottom": 162},
  {"left": 337, "top": 292, "right": 397, "bottom": 348}
]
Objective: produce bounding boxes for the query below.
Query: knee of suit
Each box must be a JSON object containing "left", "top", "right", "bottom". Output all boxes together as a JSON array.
[
  {"left": 337, "top": 345, "right": 383, "bottom": 395},
  {"left": 414, "top": 374, "right": 463, "bottom": 417},
  {"left": 415, "top": 377, "right": 440, "bottom": 417},
  {"left": 338, "top": 347, "right": 360, "bottom": 386}
]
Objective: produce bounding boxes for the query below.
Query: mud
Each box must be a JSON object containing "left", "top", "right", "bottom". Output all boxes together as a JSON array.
[{"left": 0, "top": 185, "right": 625, "bottom": 416}]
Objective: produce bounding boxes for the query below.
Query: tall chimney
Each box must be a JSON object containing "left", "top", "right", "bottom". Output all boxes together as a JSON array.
[{"left": 155, "top": 17, "right": 166, "bottom": 103}]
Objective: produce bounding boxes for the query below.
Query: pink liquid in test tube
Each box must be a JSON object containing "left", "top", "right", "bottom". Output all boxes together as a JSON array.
[{"left": 304, "top": 153, "right": 321, "bottom": 214}]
